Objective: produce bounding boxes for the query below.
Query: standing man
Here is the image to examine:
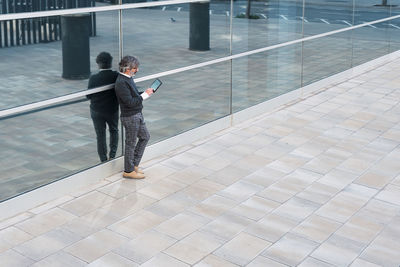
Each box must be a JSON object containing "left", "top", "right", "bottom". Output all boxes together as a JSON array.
[
  {"left": 87, "top": 52, "right": 119, "bottom": 162},
  {"left": 115, "top": 56, "right": 154, "bottom": 179}
]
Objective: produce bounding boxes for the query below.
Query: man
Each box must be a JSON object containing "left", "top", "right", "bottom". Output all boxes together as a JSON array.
[
  {"left": 115, "top": 55, "right": 154, "bottom": 179},
  {"left": 87, "top": 52, "right": 119, "bottom": 162}
]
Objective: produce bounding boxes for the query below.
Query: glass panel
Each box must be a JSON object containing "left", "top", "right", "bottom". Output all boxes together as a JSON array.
[
  {"left": 0, "top": 10, "right": 119, "bottom": 110},
  {"left": 303, "top": 0, "right": 353, "bottom": 36},
  {"left": 351, "top": 0, "right": 391, "bottom": 66},
  {"left": 122, "top": 1, "right": 230, "bottom": 77},
  {"left": 232, "top": 0, "right": 303, "bottom": 54},
  {"left": 135, "top": 62, "right": 231, "bottom": 144},
  {"left": 0, "top": 0, "right": 115, "bottom": 15},
  {"left": 389, "top": 18, "right": 400, "bottom": 52},
  {"left": 232, "top": 45, "right": 302, "bottom": 112},
  {"left": 354, "top": 0, "right": 391, "bottom": 26},
  {"left": 352, "top": 21, "right": 390, "bottom": 67},
  {"left": 0, "top": 100, "right": 122, "bottom": 202},
  {"left": 302, "top": 32, "right": 352, "bottom": 86}
]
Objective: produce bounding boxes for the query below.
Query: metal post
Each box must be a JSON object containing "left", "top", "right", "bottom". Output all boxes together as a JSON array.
[
  {"left": 189, "top": 1, "right": 210, "bottom": 51},
  {"left": 61, "top": 13, "right": 91, "bottom": 79}
]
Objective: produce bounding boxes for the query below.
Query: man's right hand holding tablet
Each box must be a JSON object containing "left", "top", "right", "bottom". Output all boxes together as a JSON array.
[{"left": 141, "top": 88, "right": 154, "bottom": 100}]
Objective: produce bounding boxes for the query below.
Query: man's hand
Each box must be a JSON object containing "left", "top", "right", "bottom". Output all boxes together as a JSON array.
[{"left": 145, "top": 88, "right": 154, "bottom": 95}]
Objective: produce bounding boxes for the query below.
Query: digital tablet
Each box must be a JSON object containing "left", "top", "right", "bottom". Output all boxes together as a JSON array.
[{"left": 150, "top": 78, "right": 162, "bottom": 92}]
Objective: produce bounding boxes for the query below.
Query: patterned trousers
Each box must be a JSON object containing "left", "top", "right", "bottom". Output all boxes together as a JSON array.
[{"left": 120, "top": 113, "right": 150, "bottom": 173}]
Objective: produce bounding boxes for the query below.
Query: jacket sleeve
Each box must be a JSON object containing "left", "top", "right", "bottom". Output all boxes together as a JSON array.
[{"left": 115, "top": 80, "right": 143, "bottom": 107}]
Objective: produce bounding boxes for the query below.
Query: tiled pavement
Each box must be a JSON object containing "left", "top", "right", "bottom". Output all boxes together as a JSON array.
[{"left": 0, "top": 53, "right": 399, "bottom": 266}]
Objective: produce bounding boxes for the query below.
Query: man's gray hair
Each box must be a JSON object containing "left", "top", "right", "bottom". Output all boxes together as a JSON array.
[{"left": 119, "top": 55, "right": 140, "bottom": 73}]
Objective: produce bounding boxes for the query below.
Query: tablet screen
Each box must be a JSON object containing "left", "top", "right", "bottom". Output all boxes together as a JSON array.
[{"left": 150, "top": 79, "right": 162, "bottom": 92}]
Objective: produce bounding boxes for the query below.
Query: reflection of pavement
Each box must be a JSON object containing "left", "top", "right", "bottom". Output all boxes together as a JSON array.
[
  {"left": 1, "top": 56, "right": 400, "bottom": 265},
  {"left": 0, "top": 5, "right": 399, "bottom": 201}
]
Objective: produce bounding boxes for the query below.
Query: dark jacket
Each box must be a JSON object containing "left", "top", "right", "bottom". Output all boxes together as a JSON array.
[
  {"left": 114, "top": 74, "right": 144, "bottom": 117},
  {"left": 87, "top": 70, "right": 119, "bottom": 114}
]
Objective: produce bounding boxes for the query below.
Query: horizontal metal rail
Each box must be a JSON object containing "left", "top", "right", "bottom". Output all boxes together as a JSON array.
[
  {"left": 0, "top": 0, "right": 207, "bottom": 21},
  {"left": 1, "top": 12, "right": 400, "bottom": 119}
]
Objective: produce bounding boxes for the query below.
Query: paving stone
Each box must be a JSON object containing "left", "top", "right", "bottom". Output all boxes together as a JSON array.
[
  {"left": 137, "top": 179, "right": 187, "bottom": 200},
  {"left": 108, "top": 210, "right": 166, "bottom": 239},
  {"left": 315, "top": 191, "right": 369, "bottom": 223},
  {"left": 214, "top": 232, "right": 271, "bottom": 266},
  {"left": 13, "top": 228, "right": 81, "bottom": 261},
  {"left": 194, "top": 254, "right": 240, "bottom": 267},
  {"left": 60, "top": 191, "right": 116, "bottom": 217},
  {"left": 247, "top": 255, "right": 288, "bottom": 267},
  {"left": 97, "top": 179, "right": 147, "bottom": 198},
  {"left": 291, "top": 214, "right": 342, "bottom": 243},
  {"left": 374, "top": 184, "right": 400, "bottom": 206},
  {"left": 0, "top": 249, "right": 35, "bottom": 266},
  {"left": 154, "top": 211, "right": 210, "bottom": 240},
  {"left": 64, "top": 229, "right": 129, "bottom": 263},
  {"left": 245, "top": 213, "right": 298, "bottom": 243},
  {"left": 141, "top": 253, "right": 189, "bottom": 267},
  {"left": 200, "top": 212, "right": 254, "bottom": 242},
  {"left": 272, "top": 197, "right": 321, "bottom": 223},
  {"left": 231, "top": 196, "right": 280, "bottom": 221},
  {"left": 350, "top": 258, "right": 382, "bottom": 267},
  {"left": 217, "top": 180, "right": 264, "bottom": 202},
  {"left": 112, "top": 230, "right": 177, "bottom": 264},
  {"left": 15, "top": 208, "right": 76, "bottom": 236},
  {"left": 298, "top": 257, "right": 335, "bottom": 267},
  {"left": 31, "top": 251, "right": 87, "bottom": 267},
  {"left": 87, "top": 252, "right": 139, "bottom": 267},
  {"left": 164, "top": 231, "right": 223, "bottom": 265},
  {"left": 189, "top": 195, "right": 238, "bottom": 219},
  {"left": 262, "top": 233, "right": 319, "bottom": 266}
]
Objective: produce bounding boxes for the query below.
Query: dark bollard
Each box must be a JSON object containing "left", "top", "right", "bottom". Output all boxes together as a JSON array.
[
  {"left": 61, "top": 14, "right": 90, "bottom": 80},
  {"left": 189, "top": 1, "right": 210, "bottom": 51}
]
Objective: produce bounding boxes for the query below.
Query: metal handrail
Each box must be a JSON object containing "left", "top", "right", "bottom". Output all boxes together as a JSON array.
[{"left": 0, "top": 0, "right": 206, "bottom": 21}]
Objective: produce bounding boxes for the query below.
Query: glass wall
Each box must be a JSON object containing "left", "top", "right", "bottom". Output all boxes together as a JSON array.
[
  {"left": 0, "top": 99, "right": 122, "bottom": 202},
  {"left": 232, "top": 45, "right": 302, "bottom": 112},
  {"left": 1, "top": 0, "right": 399, "bottom": 201},
  {"left": 0, "top": 11, "right": 120, "bottom": 110}
]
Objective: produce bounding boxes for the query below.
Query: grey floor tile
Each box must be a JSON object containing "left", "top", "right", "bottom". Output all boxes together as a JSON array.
[
  {"left": 108, "top": 210, "right": 166, "bottom": 239},
  {"left": 245, "top": 213, "right": 298, "bottom": 243},
  {"left": 200, "top": 212, "right": 254, "bottom": 242},
  {"left": 350, "top": 258, "right": 382, "bottom": 267},
  {"left": 154, "top": 211, "right": 210, "bottom": 240},
  {"left": 141, "top": 252, "right": 189, "bottom": 267},
  {"left": 15, "top": 208, "right": 76, "bottom": 236},
  {"left": 298, "top": 257, "right": 335, "bottom": 267},
  {"left": 164, "top": 231, "right": 224, "bottom": 265},
  {"left": 217, "top": 180, "right": 264, "bottom": 202},
  {"left": 87, "top": 252, "right": 139, "bottom": 267},
  {"left": 14, "top": 228, "right": 81, "bottom": 261},
  {"left": 247, "top": 256, "right": 288, "bottom": 267},
  {"left": 231, "top": 196, "right": 280, "bottom": 221},
  {"left": 214, "top": 232, "right": 271, "bottom": 266},
  {"left": 0, "top": 249, "right": 35, "bottom": 266},
  {"left": 60, "top": 191, "right": 116, "bottom": 217},
  {"left": 194, "top": 254, "right": 240, "bottom": 267},
  {"left": 291, "top": 214, "right": 342, "bottom": 243},
  {"left": 113, "top": 230, "right": 177, "bottom": 264},
  {"left": 31, "top": 251, "right": 87, "bottom": 267},
  {"left": 64, "top": 229, "right": 129, "bottom": 263},
  {"left": 262, "top": 233, "right": 319, "bottom": 266}
]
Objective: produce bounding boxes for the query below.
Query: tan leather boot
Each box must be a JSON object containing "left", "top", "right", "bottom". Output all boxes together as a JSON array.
[
  {"left": 134, "top": 166, "right": 144, "bottom": 174},
  {"left": 123, "top": 171, "right": 145, "bottom": 179}
]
